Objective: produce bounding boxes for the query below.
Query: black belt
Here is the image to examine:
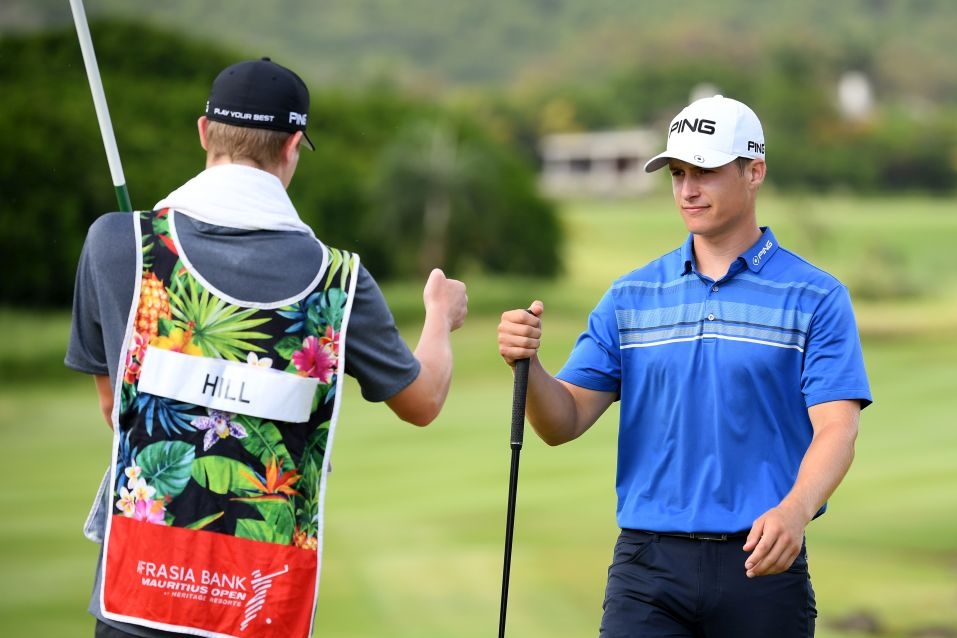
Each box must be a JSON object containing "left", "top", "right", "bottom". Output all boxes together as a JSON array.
[{"left": 625, "top": 529, "right": 749, "bottom": 542}]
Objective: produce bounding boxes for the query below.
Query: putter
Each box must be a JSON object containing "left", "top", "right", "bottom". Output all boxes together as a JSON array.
[{"left": 498, "top": 355, "right": 530, "bottom": 638}]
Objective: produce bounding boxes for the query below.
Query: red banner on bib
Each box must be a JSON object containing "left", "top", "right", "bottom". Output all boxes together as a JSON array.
[{"left": 102, "top": 516, "right": 318, "bottom": 638}]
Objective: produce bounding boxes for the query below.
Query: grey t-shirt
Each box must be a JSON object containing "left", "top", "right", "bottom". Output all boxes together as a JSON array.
[
  {"left": 65, "top": 211, "right": 420, "bottom": 636},
  {"left": 66, "top": 211, "right": 420, "bottom": 400}
]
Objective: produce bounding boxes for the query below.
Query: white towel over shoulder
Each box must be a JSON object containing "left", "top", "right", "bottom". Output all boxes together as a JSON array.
[{"left": 154, "top": 163, "right": 315, "bottom": 237}]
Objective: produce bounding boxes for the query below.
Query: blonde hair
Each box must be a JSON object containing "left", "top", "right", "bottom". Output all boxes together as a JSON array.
[
  {"left": 204, "top": 120, "right": 292, "bottom": 168},
  {"left": 733, "top": 157, "right": 753, "bottom": 174}
]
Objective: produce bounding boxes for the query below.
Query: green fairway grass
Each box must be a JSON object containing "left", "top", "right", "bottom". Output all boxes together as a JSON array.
[{"left": 1, "top": 193, "right": 955, "bottom": 637}]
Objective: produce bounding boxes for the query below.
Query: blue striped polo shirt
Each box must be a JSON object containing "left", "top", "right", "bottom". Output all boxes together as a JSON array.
[{"left": 557, "top": 227, "right": 872, "bottom": 533}]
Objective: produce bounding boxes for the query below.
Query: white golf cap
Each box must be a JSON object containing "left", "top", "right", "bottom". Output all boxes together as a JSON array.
[{"left": 643, "top": 95, "right": 765, "bottom": 172}]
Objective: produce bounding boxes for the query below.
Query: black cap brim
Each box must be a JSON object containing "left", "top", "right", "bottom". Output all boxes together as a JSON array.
[{"left": 301, "top": 130, "right": 315, "bottom": 151}]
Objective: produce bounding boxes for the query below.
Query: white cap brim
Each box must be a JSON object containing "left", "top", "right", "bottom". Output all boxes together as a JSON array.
[
  {"left": 643, "top": 147, "right": 739, "bottom": 173},
  {"left": 643, "top": 95, "right": 765, "bottom": 173}
]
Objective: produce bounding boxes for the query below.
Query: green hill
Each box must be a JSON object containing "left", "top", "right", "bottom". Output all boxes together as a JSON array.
[{"left": 4, "top": 0, "right": 956, "bottom": 103}]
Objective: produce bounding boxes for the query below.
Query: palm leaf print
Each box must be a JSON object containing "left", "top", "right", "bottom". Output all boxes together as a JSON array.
[
  {"left": 132, "top": 392, "right": 195, "bottom": 437},
  {"left": 293, "top": 425, "right": 328, "bottom": 536},
  {"left": 278, "top": 289, "right": 347, "bottom": 339},
  {"left": 324, "top": 248, "right": 354, "bottom": 292},
  {"left": 233, "top": 497, "right": 295, "bottom": 544},
  {"left": 324, "top": 248, "right": 343, "bottom": 289},
  {"left": 318, "top": 288, "right": 347, "bottom": 331},
  {"left": 140, "top": 223, "right": 156, "bottom": 271},
  {"left": 235, "top": 416, "right": 295, "bottom": 472},
  {"left": 277, "top": 291, "right": 323, "bottom": 335},
  {"left": 136, "top": 440, "right": 195, "bottom": 501},
  {"left": 166, "top": 271, "right": 270, "bottom": 361}
]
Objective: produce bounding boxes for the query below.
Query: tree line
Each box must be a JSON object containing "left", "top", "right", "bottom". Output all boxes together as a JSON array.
[
  {"left": 468, "top": 35, "right": 957, "bottom": 195},
  {"left": 0, "top": 22, "right": 561, "bottom": 308},
  {"left": 2, "top": 20, "right": 955, "bottom": 309}
]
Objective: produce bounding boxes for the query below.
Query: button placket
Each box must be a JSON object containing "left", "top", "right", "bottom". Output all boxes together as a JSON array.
[{"left": 706, "top": 280, "right": 721, "bottom": 322}]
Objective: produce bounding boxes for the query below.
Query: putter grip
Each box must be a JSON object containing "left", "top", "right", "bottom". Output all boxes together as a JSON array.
[{"left": 510, "top": 358, "right": 530, "bottom": 448}]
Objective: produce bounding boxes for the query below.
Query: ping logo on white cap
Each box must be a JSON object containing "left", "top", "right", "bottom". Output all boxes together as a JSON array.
[
  {"left": 644, "top": 95, "right": 765, "bottom": 172},
  {"left": 670, "top": 118, "right": 716, "bottom": 136}
]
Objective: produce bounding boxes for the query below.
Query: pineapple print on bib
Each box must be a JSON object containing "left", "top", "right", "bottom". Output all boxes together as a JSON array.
[{"left": 101, "top": 209, "right": 357, "bottom": 638}]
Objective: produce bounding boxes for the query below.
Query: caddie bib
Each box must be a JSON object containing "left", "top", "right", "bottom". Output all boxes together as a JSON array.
[{"left": 100, "top": 209, "right": 358, "bottom": 637}]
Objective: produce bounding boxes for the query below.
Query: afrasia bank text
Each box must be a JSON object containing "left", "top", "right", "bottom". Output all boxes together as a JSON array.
[{"left": 137, "top": 561, "right": 248, "bottom": 602}]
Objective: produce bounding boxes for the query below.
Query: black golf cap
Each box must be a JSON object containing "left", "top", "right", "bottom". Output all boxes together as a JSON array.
[{"left": 205, "top": 57, "right": 315, "bottom": 151}]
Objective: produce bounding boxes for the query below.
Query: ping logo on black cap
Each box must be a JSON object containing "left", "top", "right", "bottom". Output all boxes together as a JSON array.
[{"left": 205, "top": 58, "right": 316, "bottom": 150}]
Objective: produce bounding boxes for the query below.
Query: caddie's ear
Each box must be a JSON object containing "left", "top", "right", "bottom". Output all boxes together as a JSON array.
[
  {"left": 274, "top": 131, "right": 304, "bottom": 188},
  {"left": 282, "top": 131, "right": 303, "bottom": 162},
  {"left": 197, "top": 116, "right": 210, "bottom": 151}
]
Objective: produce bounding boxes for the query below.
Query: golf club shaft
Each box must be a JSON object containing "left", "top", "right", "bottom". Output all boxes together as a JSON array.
[
  {"left": 498, "top": 357, "right": 530, "bottom": 638},
  {"left": 498, "top": 447, "right": 521, "bottom": 638},
  {"left": 69, "top": 0, "right": 132, "bottom": 212}
]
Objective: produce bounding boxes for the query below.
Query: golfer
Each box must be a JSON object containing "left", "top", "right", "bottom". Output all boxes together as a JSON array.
[
  {"left": 497, "top": 95, "right": 871, "bottom": 637},
  {"left": 66, "top": 57, "right": 467, "bottom": 638}
]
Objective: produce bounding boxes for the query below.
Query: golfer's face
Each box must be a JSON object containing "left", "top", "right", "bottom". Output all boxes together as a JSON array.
[{"left": 669, "top": 159, "right": 759, "bottom": 240}]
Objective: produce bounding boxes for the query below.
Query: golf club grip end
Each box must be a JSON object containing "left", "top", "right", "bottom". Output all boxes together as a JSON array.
[{"left": 510, "top": 357, "right": 530, "bottom": 446}]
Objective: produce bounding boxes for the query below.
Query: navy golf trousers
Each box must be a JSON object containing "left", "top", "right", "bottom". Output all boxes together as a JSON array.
[
  {"left": 599, "top": 529, "right": 817, "bottom": 638},
  {"left": 95, "top": 619, "right": 185, "bottom": 637}
]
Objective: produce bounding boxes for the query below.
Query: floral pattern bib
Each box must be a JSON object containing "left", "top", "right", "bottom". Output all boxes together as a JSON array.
[{"left": 99, "top": 209, "right": 357, "bottom": 638}]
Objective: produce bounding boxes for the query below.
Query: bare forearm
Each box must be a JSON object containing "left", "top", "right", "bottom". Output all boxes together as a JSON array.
[
  {"left": 523, "top": 359, "right": 577, "bottom": 445},
  {"left": 385, "top": 268, "right": 467, "bottom": 426},
  {"left": 385, "top": 310, "right": 457, "bottom": 426},
  {"left": 497, "top": 302, "right": 613, "bottom": 445},
  {"left": 411, "top": 312, "right": 455, "bottom": 409},
  {"left": 523, "top": 358, "right": 612, "bottom": 446},
  {"left": 780, "top": 418, "right": 858, "bottom": 521},
  {"left": 94, "top": 374, "right": 114, "bottom": 429},
  {"left": 743, "top": 401, "right": 861, "bottom": 577}
]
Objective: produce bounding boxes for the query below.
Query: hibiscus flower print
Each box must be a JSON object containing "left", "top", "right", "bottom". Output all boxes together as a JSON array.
[
  {"left": 123, "top": 331, "right": 149, "bottom": 384},
  {"left": 133, "top": 498, "right": 166, "bottom": 524},
  {"left": 292, "top": 335, "right": 337, "bottom": 383},
  {"left": 318, "top": 325, "right": 340, "bottom": 358}
]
